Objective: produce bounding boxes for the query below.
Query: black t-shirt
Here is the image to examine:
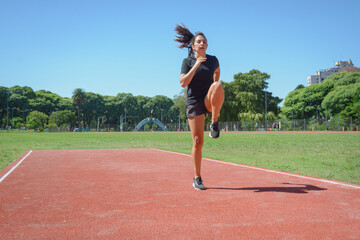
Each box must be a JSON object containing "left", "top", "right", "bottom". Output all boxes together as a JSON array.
[{"left": 181, "top": 54, "right": 219, "bottom": 105}]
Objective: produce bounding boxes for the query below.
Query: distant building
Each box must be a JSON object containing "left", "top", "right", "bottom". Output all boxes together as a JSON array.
[{"left": 307, "top": 59, "right": 354, "bottom": 86}]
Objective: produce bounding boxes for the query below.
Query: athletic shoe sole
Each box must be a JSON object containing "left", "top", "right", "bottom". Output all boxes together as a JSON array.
[
  {"left": 209, "top": 132, "right": 219, "bottom": 138},
  {"left": 193, "top": 183, "right": 206, "bottom": 190}
]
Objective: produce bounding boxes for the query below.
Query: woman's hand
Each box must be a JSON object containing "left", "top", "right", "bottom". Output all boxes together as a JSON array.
[
  {"left": 180, "top": 56, "right": 207, "bottom": 88},
  {"left": 194, "top": 56, "right": 207, "bottom": 68}
]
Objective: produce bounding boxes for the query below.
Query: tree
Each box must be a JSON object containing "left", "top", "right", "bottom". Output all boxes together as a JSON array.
[
  {"left": 72, "top": 88, "right": 86, "bottom": 128},
  {"left": 26, "top": 111, "right": 48, "bottom": 130},
  {"left": 48, "top": 110, "right": 77, "bottom": 127},
  {"left": 136, "top": 95, "right": 151, "bottom": 122},
  {"left": 10, "top": 86, "right": 35, "bottom": 99},
  {"left": 281, "top": 80, "right": 334, "bottom": 119},
  {"left": 143, "top": 95, "right": 174, "bottom": 123},
  {"left": 295, "top": 84, "right": 305, "bottom": 90},
  {"left": 9, "top": 94, "right": 29, "bottom": 111},
  {"left": 353, "top": 101, "right": 360, "bottom": 118},
  {"left": 322, "top": 83, "right": 360, "bottom": 118},
  {"left": 220, "top": 69, "right": 282, "bottom": 121},
  {"left": 172, "top": 90, "right": 186, "bottom": 123},
  {"left": 58, "top": 97, "right": 74, "bottom": 111},
  {"left": 117, "top": 93, "right": 138, "bottom": 130},
  {"left": 10, "top": 117, "right": 23, "bottom": 128},
  {"left": 0, "top": 87, "right": 10, "bottom": 127},
  {"left": 82, "top": 92, "right": 105, "bottom": 126},
  {"left": 30, "top": 90, "right": 62, "bottom": 115},
  {"left": 103, "top": 96, "right": 119, "bottom": 125},
  {"left": 281, "top": 72, "right": 360, "bottom": 119}
]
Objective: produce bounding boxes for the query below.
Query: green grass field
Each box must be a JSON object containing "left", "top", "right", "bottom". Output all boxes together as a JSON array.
[{"left": 1, "top": 131, "right": 359, "bottom": 185}]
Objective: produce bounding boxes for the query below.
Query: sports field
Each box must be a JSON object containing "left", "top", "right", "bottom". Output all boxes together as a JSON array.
[{"left": 1, "top": 131, "right": 359, "bottom": 185}]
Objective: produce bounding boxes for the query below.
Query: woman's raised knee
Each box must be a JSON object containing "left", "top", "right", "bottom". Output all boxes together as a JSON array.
[
  {"left": 212, "top": 81, "right": 223, "bottom": 90},
  {"left": 210, "top": 82, "right": 224, "bottom": 96},
  {"left": 211, "top": 82, "right": 224, "bottom": 99}
]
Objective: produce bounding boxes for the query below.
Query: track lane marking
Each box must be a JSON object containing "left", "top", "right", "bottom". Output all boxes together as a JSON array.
[
  {"left": 152, "top": 148, "right": 360, "bottom": 190},
  {"left": 0, "top": 150, "right": 32, "bottom": 183}
]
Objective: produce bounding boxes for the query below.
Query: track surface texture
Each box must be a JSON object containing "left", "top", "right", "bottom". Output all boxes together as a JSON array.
[{"left": 0, "top": 149, "right": 359, "bottom": 239}]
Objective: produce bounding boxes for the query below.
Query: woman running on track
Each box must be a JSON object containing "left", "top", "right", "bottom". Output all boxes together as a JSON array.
[{"left": 174, "top": 24, "right": 224, "bottom": 190}]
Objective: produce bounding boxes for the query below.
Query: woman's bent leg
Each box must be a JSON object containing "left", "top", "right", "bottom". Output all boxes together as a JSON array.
[
  {"left": 188, "top": 114, "right": 205, "bottom": 178},
  {"left": 205, "top": 82, "right": 224, "bottom": 123}
]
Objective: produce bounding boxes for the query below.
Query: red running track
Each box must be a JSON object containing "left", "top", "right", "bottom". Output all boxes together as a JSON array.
[{"left": 0, "top": 149, "right": 359, "bottom": 239}]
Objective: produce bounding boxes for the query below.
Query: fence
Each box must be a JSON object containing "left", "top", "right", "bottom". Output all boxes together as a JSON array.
[
  {"left": 37, "top": 117, "right": 360, "bottom": 132},
  {"left": 218, "top": 118, "right": 360, "bottom": 132}
]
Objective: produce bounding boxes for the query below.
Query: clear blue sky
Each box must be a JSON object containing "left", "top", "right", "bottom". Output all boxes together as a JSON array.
[{"left": 1, "top": 0, "right": 359, "bottom": 105}]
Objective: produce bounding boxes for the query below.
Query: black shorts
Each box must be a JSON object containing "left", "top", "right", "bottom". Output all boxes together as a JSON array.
[{"left": 186, "top": 99, "right": 211, "bottom": 118}]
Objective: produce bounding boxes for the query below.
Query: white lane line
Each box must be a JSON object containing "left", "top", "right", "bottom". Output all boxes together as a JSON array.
[
  {"left": 152, "top": 148, "right": 360, "bottom": 190},
  {"left": 0, "top": 150, "right": 33, "bottom": 183}
]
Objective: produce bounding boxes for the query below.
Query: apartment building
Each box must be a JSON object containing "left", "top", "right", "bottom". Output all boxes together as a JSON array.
[{"left": 307, "top": 59, "right": 354, "bottom": 86}]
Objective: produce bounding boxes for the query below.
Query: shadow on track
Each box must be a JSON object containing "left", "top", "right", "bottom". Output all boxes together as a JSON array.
[{"left": 207, "top": 183, "right": 327, "bottom": 194}]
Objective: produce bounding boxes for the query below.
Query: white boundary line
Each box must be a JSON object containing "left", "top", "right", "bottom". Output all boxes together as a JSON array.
[
  {"left": 0, "top": 150, "right": 33, "bottom": 183},
  {"left": 152, "top": 148, "right": 360, "bottom": 190}
]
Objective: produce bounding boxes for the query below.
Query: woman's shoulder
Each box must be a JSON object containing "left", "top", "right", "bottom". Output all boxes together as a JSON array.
[
  {"left": 206, "top": 54, "right": 219, "bottom": 68},
  {"left": 206, "top": 54, "right": 217, "bottom": 59},
  {"left": 183, "top": 55, "right": 195, "bottom": 61},
  {"left": 206, "top": 54, "right": 219, "bottom": 63},
  {"left": 182, "top": 55, "right": 196, "bottom": 67}
]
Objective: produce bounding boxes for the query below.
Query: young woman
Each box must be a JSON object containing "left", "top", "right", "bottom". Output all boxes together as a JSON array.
[{"left": 174, "top": 24, "right": 225, "bottom": 190}]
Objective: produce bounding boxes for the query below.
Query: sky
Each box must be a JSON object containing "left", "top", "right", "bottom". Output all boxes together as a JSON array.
[{"left": 1, "top": 0, "right": 359, "bottom": 105}]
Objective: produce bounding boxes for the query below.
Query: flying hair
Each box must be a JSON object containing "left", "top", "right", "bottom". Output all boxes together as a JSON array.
[{"left": 174, "top": 23, "right": 206, "bottom": 57}]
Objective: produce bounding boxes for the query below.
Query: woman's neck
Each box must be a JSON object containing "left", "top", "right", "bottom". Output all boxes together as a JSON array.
[{"left": 194, "top": 52, "right": 206, "bottom": 58}]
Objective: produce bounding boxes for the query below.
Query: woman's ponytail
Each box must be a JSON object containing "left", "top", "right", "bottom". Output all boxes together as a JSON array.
[{"left": 174, "top": 24, "right": 195, "bottom": 57}]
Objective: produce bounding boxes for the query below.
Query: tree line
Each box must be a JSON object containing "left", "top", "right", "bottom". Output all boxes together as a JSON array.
[
  {"left": 1, "top": 69, "right": 358, "bottom": 131},
  {"left": 281, "top": 71, "right": 360, "bottom": 120}
]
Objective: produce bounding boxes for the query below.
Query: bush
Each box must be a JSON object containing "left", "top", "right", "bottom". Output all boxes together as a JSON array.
[
  {"left": 26, "top": 120, "right": 36, "bottom": 129},
  {"left": 26, "top": 111, "right": 48, "bottom": 129},
  {"left": 10, "top": 117, "right": 23, "bottom": 128}
]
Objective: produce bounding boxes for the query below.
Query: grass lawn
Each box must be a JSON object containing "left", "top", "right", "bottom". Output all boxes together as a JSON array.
[{"left": 1, "top": 131, "right": 359, "bottom": 185}]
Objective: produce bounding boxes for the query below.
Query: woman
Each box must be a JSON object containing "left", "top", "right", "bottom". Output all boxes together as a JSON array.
[{"left": 174, "top": 24, "right": 225, "bottom": 190}]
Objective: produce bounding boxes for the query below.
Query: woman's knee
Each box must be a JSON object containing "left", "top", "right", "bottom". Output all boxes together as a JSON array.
[
  {"left": 210, "top": 82, "right": 224, "bottom": 101},
  {"left": 212, "top": 81, "right": 223, "bottom": 91},
  {"left": 193, "top": 135, "right": 204, "bottom": 148},
  {"left": 210, "top": 82, "right": 224, "bottom": 98}
]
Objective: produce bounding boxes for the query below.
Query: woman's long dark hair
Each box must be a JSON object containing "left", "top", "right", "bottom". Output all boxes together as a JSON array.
[{"left": 174, "top": 24, "right": 206, "bottom": 57}]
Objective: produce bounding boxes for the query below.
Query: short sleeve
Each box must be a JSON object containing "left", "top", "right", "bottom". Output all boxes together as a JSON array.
[
  {"left": 214, "top": 56, "right": 219, "bottom": 70},
  {"left": 181, "top": 58, "right": 191, "bottom": 74}
]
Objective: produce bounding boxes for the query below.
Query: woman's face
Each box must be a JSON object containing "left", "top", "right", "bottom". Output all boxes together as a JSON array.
[{"left": 192, "top": 35, "right": 207, "bottom": 54}]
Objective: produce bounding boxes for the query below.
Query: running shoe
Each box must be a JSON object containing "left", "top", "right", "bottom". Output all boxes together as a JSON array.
[
  {"left": 193, "top": 177, "right": 206, "bottom": 190},
  {"left": 209, "top": 122, "right": 220, "bottom": 138}
]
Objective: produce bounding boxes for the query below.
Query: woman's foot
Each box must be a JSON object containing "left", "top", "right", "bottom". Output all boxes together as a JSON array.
[
  {"left": 209, "top": 122, "right": 220, "bottom": 138},
  {"left": 193, "top": 177, "right": 206, "bottom": 190}
]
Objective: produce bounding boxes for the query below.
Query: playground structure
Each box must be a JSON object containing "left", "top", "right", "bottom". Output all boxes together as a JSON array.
[{"left": 136, "top": 117, "right": 166, "bottom": 131}]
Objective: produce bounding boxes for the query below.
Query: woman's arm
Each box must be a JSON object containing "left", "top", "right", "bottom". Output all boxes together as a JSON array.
[
  {"left": 179, "top": 56, "right": 207, "bottom": 88},
  {"left": 213, "top": 66, "right": 220, "bottom": 82}
]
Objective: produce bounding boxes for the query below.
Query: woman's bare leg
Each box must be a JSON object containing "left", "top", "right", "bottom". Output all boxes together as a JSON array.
[
  {"left": 205, "top": 82, "right": 224, "bottom": 122},
  {"left": 188, "top": 114, "right": 205, "bottom": 178}
]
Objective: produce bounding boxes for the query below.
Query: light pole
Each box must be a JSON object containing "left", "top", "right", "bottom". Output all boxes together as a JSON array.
[
  {"left": 265, "top": 91, "right": 267, "bottom": 131},
  {"left": 120, "top": 115, "right": 124, "bottom": 132},
  {"left": 6, "top": 91, "right": 10, "bottom": 128},
  {"left": 124, "top": 98, "right": 127, "bottom": 131},
  {"left": 120, "top": 95, "right": 126, "bottom": 131},
  {"left": 161, "top": 108, "right": 164, "bottom": 123},
  {"left": 316, "top": 105, "right": 319, "bottom": 131},
  {"left": 97, "top": 117, "right": 101, "bottom": 132},
  {"left": 55, "top": 108, "right": 59, "bottom": 127},
  {"left": 121, "top": 96, "right": 127, "bottom": 131},
  {"left": 11, "top": 107, "right": 16, "bottom": 119}
]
